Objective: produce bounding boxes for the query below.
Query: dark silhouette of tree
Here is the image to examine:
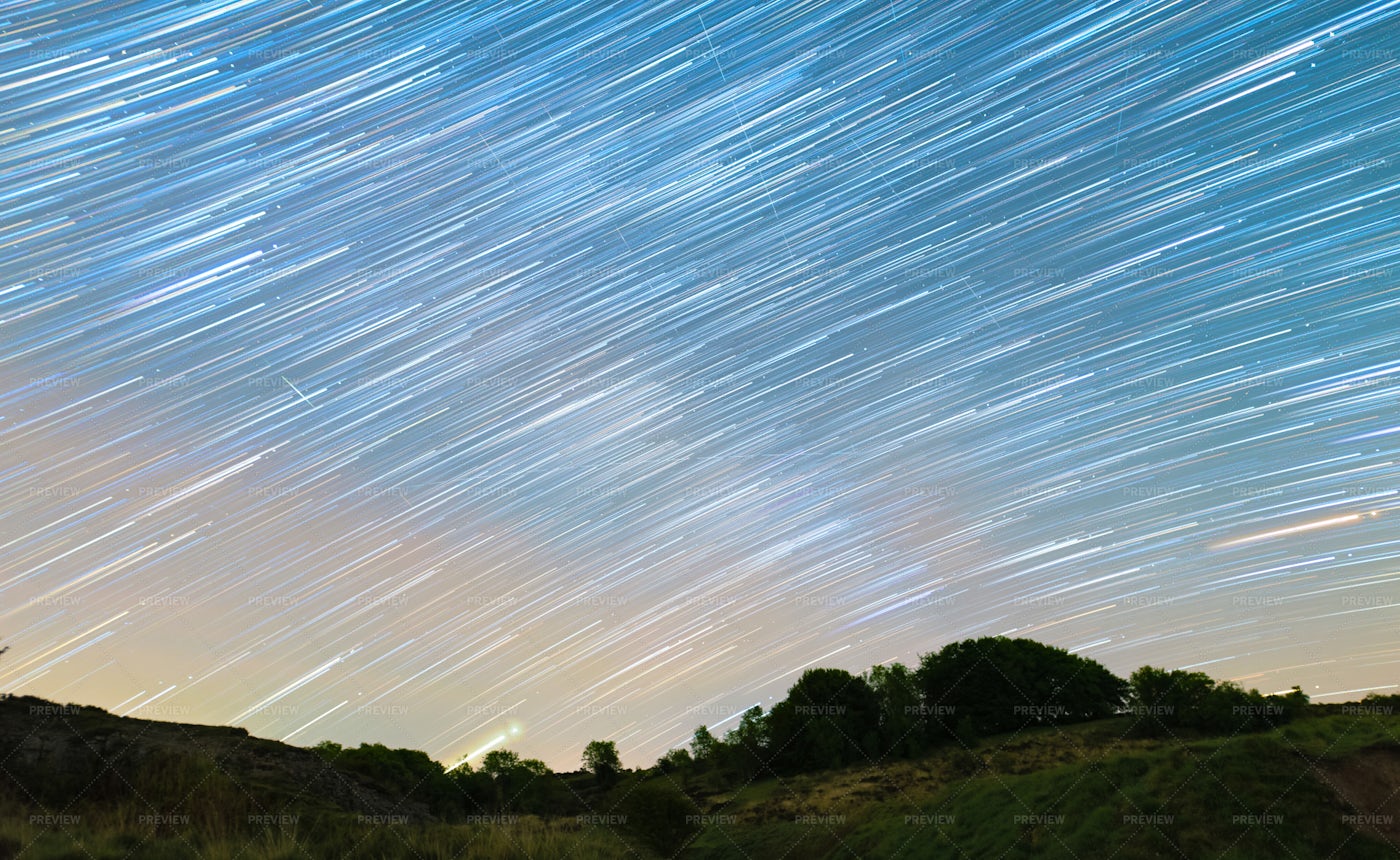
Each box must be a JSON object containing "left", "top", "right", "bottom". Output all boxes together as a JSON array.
[
  {"left": 722, "top": 705, "right": 771, "bottom": 779},
  {"left": 582, "top": 739, "right": 621, "bottom": 787},
  {"left": 768, "top": 667, "right": 879, "bottom": 773},
  {"left": 1127, "top": 666, "right": 1308, "bottom": 737},
  {"left": 916, "top": 637, "right": 1127, "bottom": 737},
  {"left": 866, "top": 662, "right": 927, "bottom": 758},
  {"left": 689, "top": 725, "right": 718, "bottom": 767},
  {"left": 446, "top": 759, "right": 496, "bottom": 816},
  {"left": 653, "top": 747, "right": 692, "bottom": 774},
  {"left": 481, "top": 749, "right": 521, "bottom": 779},
  {"left": 953, "top": 714, "right": 981, "bottom": 747},
  {"left": 510, "top": 757, "right": 566, "bottom": 814},
  {"left": 474, "top": 749, "right": 559, "bottom": 812},
  {"left": 1361, "top": 691, "right": 1400, "bottom": 713}
]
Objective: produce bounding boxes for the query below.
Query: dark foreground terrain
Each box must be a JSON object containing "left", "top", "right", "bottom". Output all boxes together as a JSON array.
[{"left": 1, "top": 693, "right": 1398, "bottom": 858}]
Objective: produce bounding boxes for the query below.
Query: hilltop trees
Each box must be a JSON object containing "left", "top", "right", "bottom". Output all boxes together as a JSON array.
[
  {"left": 582, "top": 739, "right": 621, "bottom": 787},
  {"left": 654, "top": 746, "right": 692, "bottom": 773},
  {"left": 1126, "top": 666, "right": 1308, "bottom": 737},
  {"left": 320, "top": 635, "right": 1317, "bottom": 820},
  {"left": 669, "top": 638, "right": 1132, "bottom": 785},
  {"left": 720, "top": 705, "right": 771, "bottom": 779},
  {"left": 474, "top": 749, "right": 562, "bottom": 813},
  {"left": 292, "top": 635, "right": 1317, "bottom": 829},
  {"left": 867, "top": 661, "right": 928, "bottom": 758},
  {"left": 915, "top": 637, "right": 1128, "bottom": 737},
  {"left": 768, "top": 668, "right": 880, "bottom": 773},
  {"left": 689, "top": 725, "right": 718, "bottom": 765},
  {"left": 669, "top": 637, "right": 1149, "bottom": 786}
]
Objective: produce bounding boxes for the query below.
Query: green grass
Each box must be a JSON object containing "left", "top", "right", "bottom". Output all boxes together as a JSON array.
[
  {"left": 0, "top": 812, "right": 650, "bottom": 860},
  {"left": 682, "top": 713, "right": 1400, "bottom": 859},
  {"left": 4, "top": 711, "right": 1396, "bottom": 859},
  {"left": 1278, "top": 713, "right": 1400, "bottom": 758}
]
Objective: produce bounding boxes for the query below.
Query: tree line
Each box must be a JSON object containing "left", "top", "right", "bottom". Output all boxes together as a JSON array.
[
  {"left": 310, "top": 636, "right": 1327, "bottom": 821},
  {"left": 655, "top": 636, "right": 1313, "bottom": 789}
]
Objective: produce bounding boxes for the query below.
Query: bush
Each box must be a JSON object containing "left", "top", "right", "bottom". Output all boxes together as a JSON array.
[
  {"left": 616, "top": 780, "right": 702, "bottom": 855},
  {"left": 322, "top": 742, "right": 460, "bottom": 818}
]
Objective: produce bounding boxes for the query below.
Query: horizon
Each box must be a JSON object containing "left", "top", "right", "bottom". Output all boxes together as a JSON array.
[
  {"left": 0, "top": 643, "right": 1383, "bottom": 773},
  {"left": 3, "top": 0, "right": 1398, "bottom": 774}
]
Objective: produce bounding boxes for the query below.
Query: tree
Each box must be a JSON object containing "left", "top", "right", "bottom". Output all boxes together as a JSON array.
[
  {"left": 916, "top": 637, "right": 1128, "bottom": 737},
  {"left": 476, "top": 749, "right": 561, "bottom": 813},
  {"left": 768, "top": 668, "right": 880, "bottom": 773},
  {"left": 447, "top": 761, "right": 495, "bottom": 816},
  {"left": 867, "top": 662, "right": 927, "bottom": 758},
  {"left": 689, "top": 725, "right": 718, "bottom": 766},
  {"left": 1273, "top": 685, "right": 1310, "bottom": 721},
  {"left": 582, "top": 739, "right": 621, "bottom": 787},
  {"left": 513, "top": 758, "right": 566, "bottom": 814},
  {"left": 481, "top": 749, "right": 521, "bottom": 779},
  {"left": 654, "top": 747, "right": 692, "bottom": 774},
  {"left": 1133, "top": 666, "right": 1238, "bottom": 735},
  {"left": 311, "top": 740, "right": 343, "bottom": 760},
  {"left": 723, "top": 705, "right": 771, "bottom": 779},
  {"left": 1127, "top": 667, "right": 1307, "bottom": 737}
]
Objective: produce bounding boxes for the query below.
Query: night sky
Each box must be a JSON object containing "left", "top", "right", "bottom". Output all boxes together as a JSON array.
[{"left": 3, "top": 0, "right": 1399, "bottom": 771}]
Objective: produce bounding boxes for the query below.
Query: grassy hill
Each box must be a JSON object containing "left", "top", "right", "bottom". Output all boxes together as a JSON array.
[
  {"left": 1, "top": 693, "right": 1397, "bottom": 858},
  {"left": 678, "top": 713, "right": 1400, "bottom": 858}
]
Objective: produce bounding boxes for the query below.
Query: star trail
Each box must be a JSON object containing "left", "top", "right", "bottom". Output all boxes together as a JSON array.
[{"left": 3, "top": 0, "right": 1399, "bottom": 770}]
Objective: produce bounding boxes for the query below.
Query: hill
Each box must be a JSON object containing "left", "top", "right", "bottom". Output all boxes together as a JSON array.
[
  {"left": 2, "top": 693, "right": 1397, "bottom": 858},
  {"left": 676, "top": 712, "right": 1400, "bottom": 858},
  {"left": 0, "top": 693, "right": 443, "bottom": 822}
]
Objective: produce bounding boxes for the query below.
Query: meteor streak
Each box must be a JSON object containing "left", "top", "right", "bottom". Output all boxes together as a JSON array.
[{"left": 1213, "top": 513, "right": 1371, "bottom": 549}]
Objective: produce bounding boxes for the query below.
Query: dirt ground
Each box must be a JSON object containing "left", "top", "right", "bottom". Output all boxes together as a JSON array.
[{"left": 1316, "top": 745, "right": 1400, "bottom": 851}]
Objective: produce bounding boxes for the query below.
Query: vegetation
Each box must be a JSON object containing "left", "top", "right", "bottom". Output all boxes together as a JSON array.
[
  {"left": 311, "top": 740, "right": 462, "bottom": 819},
  {"left": 582, "top": 739, "right": 622, "bottom": 787},
  {"left": 3, "top": 635, "right": 1396, "bottom": 859},
  {"left": 682, "top": 714, "right": 1400, "bottom": 859},
  {"left": 676, "top": 636, "right": 1151, "bottom": 785},
  {"left": 1125, "top": 665, "right": 1310, "bottom": 737}
]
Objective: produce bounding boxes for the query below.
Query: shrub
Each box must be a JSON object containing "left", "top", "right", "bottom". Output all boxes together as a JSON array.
[{"left": 617, "top": 780, "right": 701, "bottom": 855}]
